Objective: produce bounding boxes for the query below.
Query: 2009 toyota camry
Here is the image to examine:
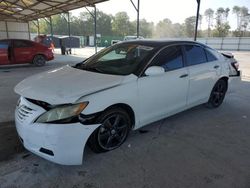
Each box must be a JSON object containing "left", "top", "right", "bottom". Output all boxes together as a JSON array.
[{"left": 14, "top": 40, "right": 240, "bottom": 165}]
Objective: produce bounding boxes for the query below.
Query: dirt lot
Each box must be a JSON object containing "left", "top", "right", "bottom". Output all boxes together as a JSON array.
[{"left": 0, "top": 50, "right": 249, "bottom": 188}]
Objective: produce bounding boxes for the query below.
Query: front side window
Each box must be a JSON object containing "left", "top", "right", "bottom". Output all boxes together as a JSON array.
[
  {"left": 77, "top": 43, "right": 155, "bottom": 75},
  {"left": 185, "top": 45, "right": 207, "bottom": 66},
  {"left": 152, "top": 45, "right": 183, "bottom": 71}
]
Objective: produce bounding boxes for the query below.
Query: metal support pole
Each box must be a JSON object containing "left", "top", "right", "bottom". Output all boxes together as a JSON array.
[
  {"left": 49, "top": 16, "right": 53, "bottom": 37},
  {"left": 137, "top": 0, "right": 140, "bottom": 38},
  {"left": 94, "top": 6, "right": 97, "bottom": 53},
  {"left": 67, "top": 12, "right": 71, "bottom": 49},
  {"left": 85, "top": 6, "right": 97, "bottom": 53},
  {"left": 37, "top": 19, "right": 40, "bottom": 35},
  {"left": 5, "top": 21, "right": 9, "bottom": 39},
  {"left": 194, "top": 0, "right": 200, "bottom": 41},
  {"left": 28, "top": 22, "right": 31, "bottom": 40},
  {"left": 130, "top": 0, "right": 140, "bottom": 38}
]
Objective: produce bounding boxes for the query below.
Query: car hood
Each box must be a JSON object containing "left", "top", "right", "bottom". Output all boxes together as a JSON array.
[{"left": 15, "top": 65, "right": 126, "bottom": 104}]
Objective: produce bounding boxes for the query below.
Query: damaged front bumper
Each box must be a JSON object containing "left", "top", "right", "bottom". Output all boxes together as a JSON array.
[{"left": 15, "top": 97, "right": 100, "bottom": 165}]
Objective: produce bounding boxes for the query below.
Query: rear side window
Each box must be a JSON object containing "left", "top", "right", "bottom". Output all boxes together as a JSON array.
[
  {"left": 185, "top": 45, "right": 207, "bottom": 66},
  {"left": 152, "top": 45, "right": 183, "bottom": 71},
  {"left": 14, "top": 40, "right": 33, "bottom": 48},
  {"left": 205, "top": 48, "right": 218, "bottom": 62}
]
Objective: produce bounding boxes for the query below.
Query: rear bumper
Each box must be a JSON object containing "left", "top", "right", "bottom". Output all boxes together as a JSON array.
[
  {"left": 46, "top": 55, "right": 54, "bottom": 61},
  {"left": 229, "top": 70, "right": 241, "bottom": 77},
  {"left": 15, "top": 97, "right": 100, "bottom": 165}
]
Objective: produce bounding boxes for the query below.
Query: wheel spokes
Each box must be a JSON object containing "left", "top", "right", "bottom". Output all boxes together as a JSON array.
[
  {"left": 98, "top": 113, "right": 129, "bottom": 150},
  {"left": 105, "top": 136, "right": 114, "bottom": 148},
  {"left": 212, "top": 82, "right": 226, "bottom": 105},
  {"left": 113, "top": 115, "right": 121, "bottom": 128},
  {"left": 99, "top": 131, "right": 110, "bottom": 140}
]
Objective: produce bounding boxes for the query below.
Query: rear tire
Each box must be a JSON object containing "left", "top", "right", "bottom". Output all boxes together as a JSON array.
[
  {"left": 88, "top": 108, "right": 131, "bottom": 153},
  {"left": 206, "top": 79, "right": 227, "bottom": 108},
  {"left": 33, "top": 55, "right": 46, "bottom": 66}
]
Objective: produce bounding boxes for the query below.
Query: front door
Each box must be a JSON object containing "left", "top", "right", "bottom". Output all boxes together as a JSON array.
[{"left": 138, "top": 45, "right": 189, "bottom": 126}]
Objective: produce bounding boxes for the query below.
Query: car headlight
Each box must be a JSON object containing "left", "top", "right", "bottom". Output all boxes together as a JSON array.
[{"left": 35, "top": 102, "right": 88, "bottom": 123}]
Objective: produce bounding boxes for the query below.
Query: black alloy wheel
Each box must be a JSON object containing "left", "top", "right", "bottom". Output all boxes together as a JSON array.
[
  {"left": 33, "top": 55, "right": 46, "bottom": 66},
  {"left": 207, "top": 79, "right": 227, "bottom": 108},
  {"left": 88, "top": 108, "right": 131, "bottom": 153}
]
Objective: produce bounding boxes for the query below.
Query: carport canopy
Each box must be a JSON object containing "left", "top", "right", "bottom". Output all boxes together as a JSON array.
[
  {"left": 0, "top": 0, "right": 201, "bottom": 41},
  {"left": 0, "top": 0, "right": 108, "bottom": 22}
]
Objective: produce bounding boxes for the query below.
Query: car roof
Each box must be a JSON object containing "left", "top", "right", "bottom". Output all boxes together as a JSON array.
[
  {"left": 0, "top": 39, "right": 33, "bottom": 42},
  {"left": 119, "top": 39, "right": 207, "bottom": 48}
]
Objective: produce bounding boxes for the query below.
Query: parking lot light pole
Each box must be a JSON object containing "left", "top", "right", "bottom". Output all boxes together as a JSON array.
[
  {"left": 5, "top": 21, "right": 9, "bottom": 39},
  {"left": 194, "top": 0, "right": 201, "bottom": 41},
  {"left": 28, "top": 21, "right": 31, "bottom": 40},
  {"left": 85, "top": 6, "right": 97, "bottom": 53},
  {"left": 94, "top": 5, "right": 97, "bottom": 53}
]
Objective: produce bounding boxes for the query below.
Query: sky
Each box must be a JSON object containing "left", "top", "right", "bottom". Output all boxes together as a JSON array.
[{"left": 72, "top": 0, "right": 250, "bottom": 30}]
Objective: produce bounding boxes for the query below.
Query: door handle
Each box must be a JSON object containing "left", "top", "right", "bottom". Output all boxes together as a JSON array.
[
  {"left": 179, "top": 74, "right": 188, "bottom": 78},
  {"left": 214, "top": 65, "right": 220, "bottom": 69}
]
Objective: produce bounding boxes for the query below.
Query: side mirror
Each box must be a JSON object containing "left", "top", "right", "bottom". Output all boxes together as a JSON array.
[{"left": 145, "top": 66, "right": 165, "bottom": 76}]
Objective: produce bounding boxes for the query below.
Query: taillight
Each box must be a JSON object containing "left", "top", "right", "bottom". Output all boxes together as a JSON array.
[{"left": 231, "top": 61, "right": 239, "bottom": 70}]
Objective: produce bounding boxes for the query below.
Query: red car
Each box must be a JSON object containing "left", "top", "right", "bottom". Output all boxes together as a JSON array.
[{"left": 0, "top": 39, "right": 54, "bottom": 66}]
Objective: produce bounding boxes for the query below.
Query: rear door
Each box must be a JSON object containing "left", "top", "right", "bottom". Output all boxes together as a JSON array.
[
  {"left": 184, "top": 44, "right": 221, "bottom": 107},
  {"left": 0, "top": 40, "right": 10, "bottom": 65},
  {"left": 13, "top": 40, "right": 34, "bottom": 64}
]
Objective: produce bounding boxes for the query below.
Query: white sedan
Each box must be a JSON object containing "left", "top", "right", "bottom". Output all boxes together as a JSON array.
[{"left": 14, "top": 40, "right": 240, "bottom": 165}]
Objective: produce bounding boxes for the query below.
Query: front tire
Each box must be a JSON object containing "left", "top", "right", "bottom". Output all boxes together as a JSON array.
[
  {"left": 207, "top": 79, "right": 227, "bottom": 108},
  {"left": 33, "top": 55, "right": 46, "bottom": 66},
  {"left": 88, "top": 108, "right": 131, "bottom": 153}
]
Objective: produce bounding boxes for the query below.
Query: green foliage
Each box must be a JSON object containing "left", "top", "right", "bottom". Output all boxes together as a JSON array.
[
  {"left": 154, "top": 18, "right": 174, "bottom": 38},
  {"left": 213, "top": 23, "right": 231, "bottom": 37},
  {"left": 112, "top": 12, "right": 133, "bottom": 36},
  {"left": 204, "top": 8, "right": 214, "bottom": 37},
  {"left": 184, "top": 16, "right": 196, "bottom": 37},
  {"left": 28, "top": 5, "right": 249, "bottom": 40},
  {"left": 213, "top": 7, "right": 231, "bottom": 37},
  {"left": 232, "top": 6, "right": 249, "bottom": 36},
  {"left": 132, "top": 19, "right": 154, "bottom": 38}
]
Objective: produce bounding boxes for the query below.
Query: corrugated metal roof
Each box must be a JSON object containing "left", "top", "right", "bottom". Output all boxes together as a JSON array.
[{"left": 0, "top": 0, "right": 108, "bottom": 22}]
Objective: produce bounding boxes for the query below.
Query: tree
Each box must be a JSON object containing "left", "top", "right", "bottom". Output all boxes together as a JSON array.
[
  {"left": 184, "top": 16, "right": 196, "bottom": 37},
  {"left": 154, "top": 18, "right": 174, "bottom": 38},
  {"left": 132, "top": 19, "right": 153, "bottom": 38},
  {"left": 233, "top": 6, "right": 241, "bottom": 29},
  {"left": 213, "top": 7, "right": 231, "bottom": 37},
  {"left": 80, "top": 10, "right": 113, "bottom": 36},
  {"left": 171, "top": 23, "right": 185, "bottom": 37},
  {"left": 233, "top": 6, "right": 249, "bottom": 36},
  {"left": 112, "top": 12, "right": 133, "bottom": 36},
  {"left": 204, "top": 8, "right": 214, "bottom": 37}
]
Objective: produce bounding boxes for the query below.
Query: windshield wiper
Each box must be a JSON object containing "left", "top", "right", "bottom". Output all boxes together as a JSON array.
[
  {"left": 79, "top": 65, "right": 103, "bottom": 73},
  {"left": 73, "top": 58, "right": 89, "bottom": 68}
]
